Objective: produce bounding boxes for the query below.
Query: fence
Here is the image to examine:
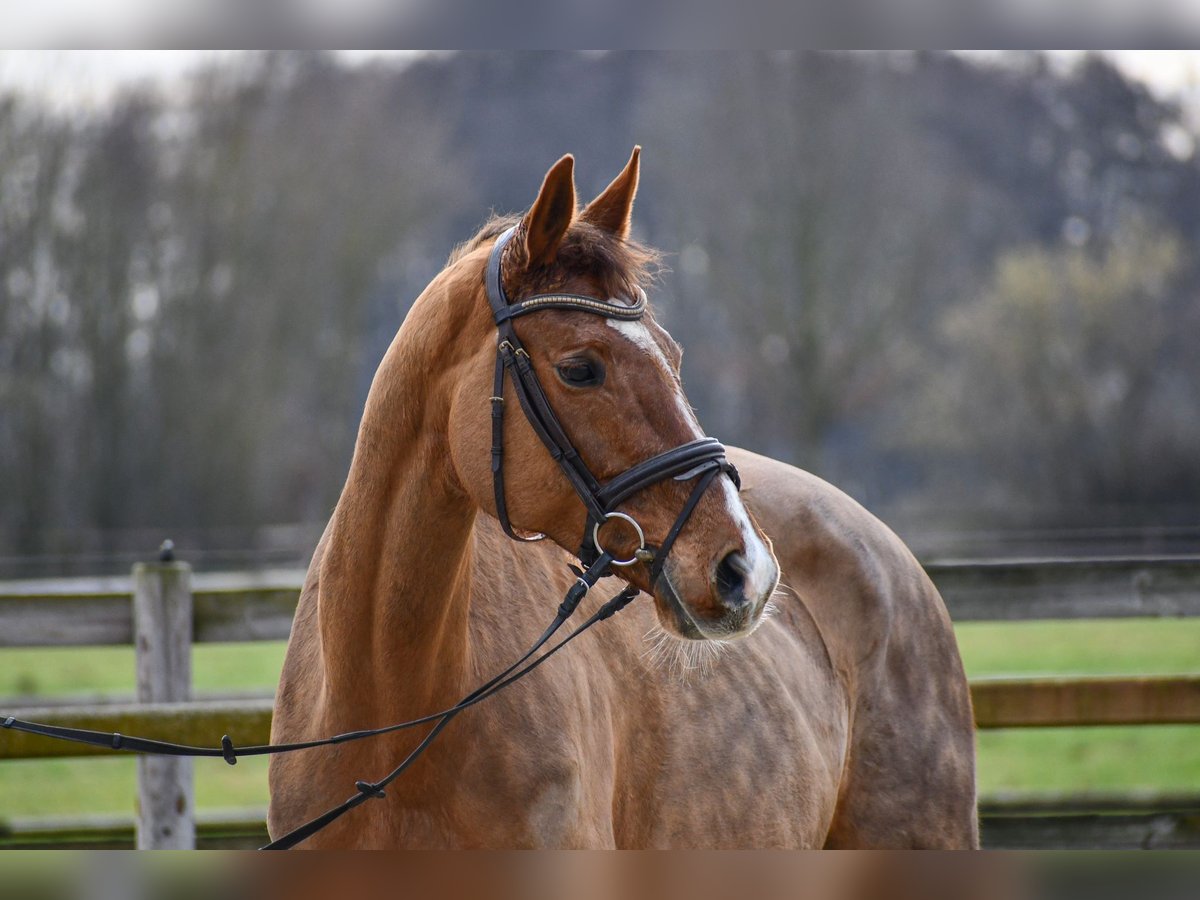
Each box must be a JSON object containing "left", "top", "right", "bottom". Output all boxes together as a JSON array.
[{"left": 2, "top": 556, "right": 1200, "bottom": 848}]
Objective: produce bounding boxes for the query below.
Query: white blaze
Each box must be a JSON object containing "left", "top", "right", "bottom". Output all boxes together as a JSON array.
[
  {"left": 608, "top": 318, "right": 704, "bottom": 437},
  {"left": 607, "top": 317, "right": 778, "bottom": 602}
]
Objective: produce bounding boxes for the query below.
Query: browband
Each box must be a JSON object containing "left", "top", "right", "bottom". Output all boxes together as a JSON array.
[{"left": 486, "top": 227, "right": 647, "bottom": 323}]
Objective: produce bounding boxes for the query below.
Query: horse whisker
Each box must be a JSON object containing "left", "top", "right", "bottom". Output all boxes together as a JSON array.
[{"left": 641, "top": 619, "right": 734, "bottom": 684}]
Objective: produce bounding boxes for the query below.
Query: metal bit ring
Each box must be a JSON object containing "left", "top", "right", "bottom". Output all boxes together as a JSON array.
[{"left": 593, "top": 512, "right": 646, "bottom": 568}]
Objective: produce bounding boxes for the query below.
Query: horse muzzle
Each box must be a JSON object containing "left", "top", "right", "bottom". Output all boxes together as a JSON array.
[{"left": 653, "top": 544, "right": 779, "bottom": 641}]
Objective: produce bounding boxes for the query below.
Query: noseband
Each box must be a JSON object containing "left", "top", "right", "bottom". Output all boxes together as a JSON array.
[{"left": 486, "top": 226, "right": 739, "bottom": 585}]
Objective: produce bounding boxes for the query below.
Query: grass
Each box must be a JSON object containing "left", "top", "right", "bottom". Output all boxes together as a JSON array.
[
  {"left": 958, "top": 619, "right": 1200, "bottom": 798},
  {"left": 976, "top": 725, "right": 1200, "bottom": 796},
  {"left": 1, "top": 621, "right": 1199, "bottom": 818},
  {"left": 0, "top": 642, "right": 288, "bottom": 698},
  {"left": 0, "top": 642, "right": 287, "bottom": 818},
  {"left": 0, "top": 756, "right": 272, "bottom": 818},
  {"left": 954, "top": 619, "right": 1200, "bottom": 680}
]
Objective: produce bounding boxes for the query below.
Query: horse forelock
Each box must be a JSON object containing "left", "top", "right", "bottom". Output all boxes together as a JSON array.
[{"left": 448, "top": 214, "right": 662, "bottom": 303}]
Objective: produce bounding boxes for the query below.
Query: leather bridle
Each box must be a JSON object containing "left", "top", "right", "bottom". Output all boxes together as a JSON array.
[
  {"left": 1, "top": 226, "right": 742, "bottom": 849},
  {"left": 486, "top": 225, "right": 740, "bottom": 586}
]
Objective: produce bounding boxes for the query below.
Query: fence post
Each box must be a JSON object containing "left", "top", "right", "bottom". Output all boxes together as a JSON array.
[{"left": 132, "top": 554, "right": 194, "bottom": 849}]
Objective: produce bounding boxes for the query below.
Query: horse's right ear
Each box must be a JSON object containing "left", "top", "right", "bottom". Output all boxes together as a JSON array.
[{"left": 519, "top": 155, "right": 576, "bottom": 268}]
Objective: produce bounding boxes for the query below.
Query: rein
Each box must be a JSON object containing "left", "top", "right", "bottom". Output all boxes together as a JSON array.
[{"left": 1, "top": 226, "right": 739, "bottom": 849}]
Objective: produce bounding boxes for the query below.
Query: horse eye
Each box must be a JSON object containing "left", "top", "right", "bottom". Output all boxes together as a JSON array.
[{"left": 556, "top": 358, "right": 605, "bottom": 388}]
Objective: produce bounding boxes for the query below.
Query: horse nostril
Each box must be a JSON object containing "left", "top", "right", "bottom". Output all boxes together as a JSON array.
[{"left": 715, "top": 550, "right": 752, "bottom": 606}]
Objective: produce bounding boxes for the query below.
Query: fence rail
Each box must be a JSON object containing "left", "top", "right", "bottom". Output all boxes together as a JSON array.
[
  {"left": 0, "top": 569, "right": 301, "bottom": 647},
  {"left": 6, "top": 674, "right": 1200, "bottom": 763},
  {"left": 3, "top": 555, "right": 1200, "bottom": 849},
  {"left": 926, "top": 556, "right": 1200, "bottom": 620},
  {"left": 4, "top": 557, "right": 1199, "bottom": 652}
]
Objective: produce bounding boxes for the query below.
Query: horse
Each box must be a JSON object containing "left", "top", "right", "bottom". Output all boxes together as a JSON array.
[{"left": 267, "top": 149, "right": 978, "bottom": 848}]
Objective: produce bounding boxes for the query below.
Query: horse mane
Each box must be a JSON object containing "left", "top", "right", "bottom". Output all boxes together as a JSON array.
[{"left": 449, "top": 213, "right": 662, "bottom": 301}]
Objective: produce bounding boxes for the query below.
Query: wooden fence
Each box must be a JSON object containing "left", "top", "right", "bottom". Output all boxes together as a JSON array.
[{"left": 2, "top": 556, "right": 1200, "bottom": 849}]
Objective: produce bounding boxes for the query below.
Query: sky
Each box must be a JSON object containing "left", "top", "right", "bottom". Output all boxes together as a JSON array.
[
  {"left": 963, "top": 50, "right": 1200, "bottom": 105},
  {"left": 0, "top": 51, "right": 418, "bottom": 113},
  {"left": 0, "top": 51, "right": 1198, "bottom": 120}
]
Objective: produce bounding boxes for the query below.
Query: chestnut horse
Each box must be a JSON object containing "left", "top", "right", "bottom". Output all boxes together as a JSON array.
[{"left": 268, "top": 150, "right": 978, "bottom": 848}]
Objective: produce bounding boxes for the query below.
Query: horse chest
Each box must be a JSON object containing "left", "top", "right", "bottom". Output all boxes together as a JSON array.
[
  {"left": 385, "top": 680, "right": 616, "bottom": 847},
  {"left": 634, "top": 691, "right": 842, "bottom": 847},
  {"left": 433, "top": 640, "right": 845, "bottom": 848}
]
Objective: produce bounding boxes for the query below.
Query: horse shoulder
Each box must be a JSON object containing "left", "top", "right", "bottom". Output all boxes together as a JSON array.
[{"left": 726, "top": 446, "right": 978, "bottom": 847}]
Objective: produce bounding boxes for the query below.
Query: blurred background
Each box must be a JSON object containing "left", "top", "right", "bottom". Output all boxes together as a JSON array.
[
  {"left": 2, "top": 52, "right": 1200, "bottom": 845},
  {"left": 1, "top": 50, "right": 1198, "bottom": 575}
]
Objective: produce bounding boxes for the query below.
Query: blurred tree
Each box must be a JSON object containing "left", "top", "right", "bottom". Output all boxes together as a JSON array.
[
  {"left": 143, "top": 53, "right": 463, "bottom": 528},
  {"left": 57, "top": 97, "right": 158, "bottom": 548},
  {"left": 907, "top": 216, "right": 1199, "bottom": 511},
  {"left": 0, "top": 53, "right": 463, "bottom": 559},
  {"left": 642, "top": 53, "right": 973, "bottom": 496},
  {"left": 0, "top": 100, "right": 75, "bottom": 552},
  {"left": 3, "top": 51, "right": 1200, "bottom": 564}
]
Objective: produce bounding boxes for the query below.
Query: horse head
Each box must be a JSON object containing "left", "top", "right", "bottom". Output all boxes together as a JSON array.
[{"left": 447, "top": 150, "right": 779, "bottom": 640}]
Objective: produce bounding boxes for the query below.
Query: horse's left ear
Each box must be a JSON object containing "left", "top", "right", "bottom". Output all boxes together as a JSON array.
[{"left": 580, "top": 146, "right": 640, "bottom": 240}]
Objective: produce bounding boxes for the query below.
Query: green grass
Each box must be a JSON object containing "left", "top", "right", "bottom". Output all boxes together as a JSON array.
[
  {"left": 0, "top": 642, "right": 286, "bottom": 818},
  {"left": 954, "top": 619, "right": 1200, "bottom": 680},
  {"left": 2, "top": 621, "right": 1199, "bottom": 818},
  {"left": 976, "top": 725, "right": 1200, "bottom": 795},
  {"left": 0, "top": 642, "right": 288, "bottom": 698},
  {"left": 957, "top": 618, "right": 1200, "bottom": 798},
  {"left": 0, "top": 756, "right": 272, "bottom": 818}
]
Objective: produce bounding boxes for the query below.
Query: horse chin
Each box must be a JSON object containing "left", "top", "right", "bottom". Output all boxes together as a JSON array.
[{"left": 652, "top": 569, "right": 766, "bottom": 643}]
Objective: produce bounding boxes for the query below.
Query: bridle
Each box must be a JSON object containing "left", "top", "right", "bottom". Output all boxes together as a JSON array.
[
  {"left": 1, "top": 225, "right": 741, "bottom": 849},
  {"left": 486, "top": 225, "right": 739, "bottom": 586}
]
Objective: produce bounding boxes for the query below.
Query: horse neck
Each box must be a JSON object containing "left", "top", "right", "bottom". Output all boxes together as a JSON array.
[{"left": 317, "top": 272, "right": 484, "bottom": 719}]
